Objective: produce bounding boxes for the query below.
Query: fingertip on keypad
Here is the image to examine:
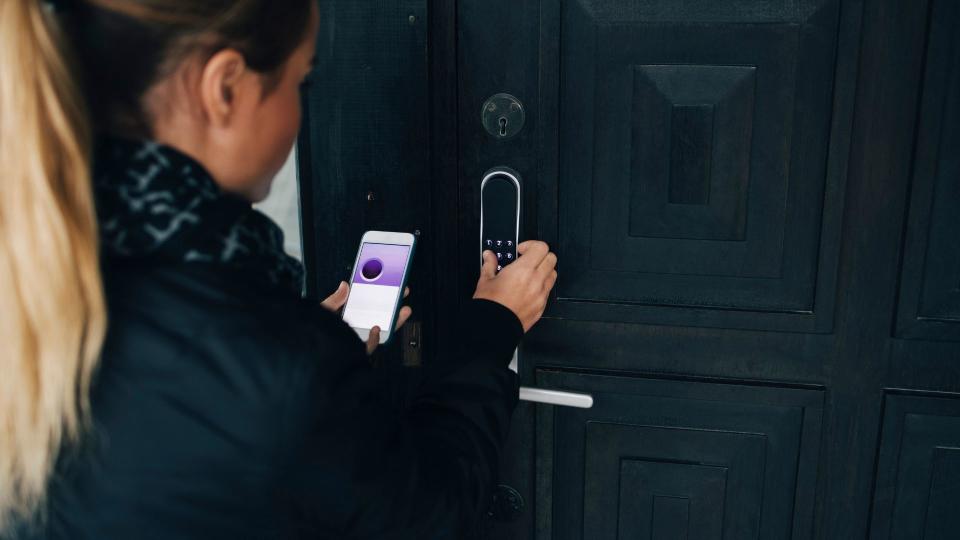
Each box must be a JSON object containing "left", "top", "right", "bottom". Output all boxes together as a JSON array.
[{"left": 484, "top": 237, "right": 518, "bottom": 273}]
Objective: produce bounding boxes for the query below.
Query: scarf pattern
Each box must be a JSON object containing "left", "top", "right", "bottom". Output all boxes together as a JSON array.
[{"left": 94, "top": 137, "right": 305, "bottom": 297}]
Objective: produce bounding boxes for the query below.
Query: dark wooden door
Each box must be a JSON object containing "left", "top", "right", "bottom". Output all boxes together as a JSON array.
[{"left": 299, "top": 0, "right": 960, "bottom": 538}]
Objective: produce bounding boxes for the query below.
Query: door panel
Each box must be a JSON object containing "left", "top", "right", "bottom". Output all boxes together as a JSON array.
[
  {"left": 546, "top": 0, "right": 848, "bottom": 333},
  {"left": 870, "top": 393, "right": 960, "bottom": 539},
  {"left": 535, "top": 371, "right": 823, "bottom": 540},
  {"left": 895, "top": 0, "right": 960, "bottom": 342}
]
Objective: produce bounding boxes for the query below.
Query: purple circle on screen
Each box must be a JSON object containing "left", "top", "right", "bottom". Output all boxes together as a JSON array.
[{"left": 361, "top": 258, "right": 384, "bottom": 281}]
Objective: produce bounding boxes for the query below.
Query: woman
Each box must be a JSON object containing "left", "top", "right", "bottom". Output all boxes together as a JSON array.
[{"left": 0, "top": 1, "right": 558, "bottom": 538}]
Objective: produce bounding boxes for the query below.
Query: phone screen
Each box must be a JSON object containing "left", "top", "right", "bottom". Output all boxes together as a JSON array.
[{"left": 342, "top": 242, "right": 411, "bottom": 332}]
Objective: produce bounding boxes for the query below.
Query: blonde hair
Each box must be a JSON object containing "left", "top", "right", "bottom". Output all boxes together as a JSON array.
[
  {"left": 0, "top": 0, "right": 106, "bottom": 529},
  {"left": 0, "top": 0, "right": 313, "bottom": 530}
]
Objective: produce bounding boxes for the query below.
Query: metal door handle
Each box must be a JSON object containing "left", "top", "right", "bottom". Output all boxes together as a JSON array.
[
  {"left": 509, "top": 355, "right": 594, "bottom": 409},
  {"left": 519, "top": 387, "right": 594, "bottom": 408}
]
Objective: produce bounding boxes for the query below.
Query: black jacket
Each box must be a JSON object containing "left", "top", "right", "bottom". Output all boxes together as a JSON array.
[{"left": 29, "top": 257, "right": 522, "bottom": 539}]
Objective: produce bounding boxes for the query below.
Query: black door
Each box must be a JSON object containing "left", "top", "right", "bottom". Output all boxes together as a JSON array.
[{"left": 299, "top": 0, "right": 960, "bottom": 538}]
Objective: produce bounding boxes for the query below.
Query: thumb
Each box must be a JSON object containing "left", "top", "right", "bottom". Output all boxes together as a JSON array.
[
  {"left": 320, "top": 281, "right": 349, "bottom": 311},
  {"left": 480, "top": 250, "right": 498, "bottom": 280},
  {"left": 335, "top": 280, "right": 348, "bottom": 295}
]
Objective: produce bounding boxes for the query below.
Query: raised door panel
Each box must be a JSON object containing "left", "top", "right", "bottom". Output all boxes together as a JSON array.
[
  {"left": 535, "top": 371, "right": 823, "bottom": 539},
  {"left": 539, "top": 0, "right": 853, "bottom": 332},
  {"left": 586, "top": 424, "right": 763, "bottom": 539},
  {"left": 870, "top": 393, "right": 960, "bottom": 539},
  {"left": 895, "top": 0, "right": 960, "bottom": 342}
]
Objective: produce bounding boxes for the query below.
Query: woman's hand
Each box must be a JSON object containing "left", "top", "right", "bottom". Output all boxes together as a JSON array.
[
  {"left": 321, "top": 281, "right": 412, "bottom": 355},
  {"left": 472, "top": 240, "right": 558, "bottom": 333}
]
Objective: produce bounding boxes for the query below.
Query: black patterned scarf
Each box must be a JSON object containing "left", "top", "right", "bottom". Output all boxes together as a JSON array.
[{"left": 93, "top": 137, "right": 305, "bottom": 297}]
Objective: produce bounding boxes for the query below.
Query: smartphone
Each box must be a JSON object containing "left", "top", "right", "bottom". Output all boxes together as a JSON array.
[{"left": 341, "top": 231, "right": 416, "bottom": 345}]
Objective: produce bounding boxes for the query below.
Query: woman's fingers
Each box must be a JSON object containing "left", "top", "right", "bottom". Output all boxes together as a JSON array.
[
  {"left": 366, "top": 326, "right": 381, "bottom": 355},
  {"left": 330, "top": 284, "right": 411, "bottom": 354},
  {"left": 320, "top": 281, "right": 349, "bottom": 311},
  {"left": 536, "top": 251, "right": 558, "bottom": 278},
  {"left": 480, "top": 250, "right": 498, "bottom": 279},
  {"left": 395, "top": 306, "right": 412, "bottom": 330},
  {"left": 516, "top": 240, "right": 550, "bottom": 268},
  {"left": 364, "top": 306, "right": 412, "bottom": 355},
  {"left": 545, "top": 269, "right": 558, "bottom": 294}
]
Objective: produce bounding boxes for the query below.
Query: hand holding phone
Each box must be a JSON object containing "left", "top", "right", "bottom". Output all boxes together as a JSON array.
[
  {"left": 341, "top": 231, "right": 416, "bottom": 346},
  {"left": 322, "top": 281, "right": 412, "bottom": 354}
]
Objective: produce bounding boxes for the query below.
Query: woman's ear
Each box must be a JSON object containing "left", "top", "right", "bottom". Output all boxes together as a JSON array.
[{"left": 198, "top": 49, "right": 248, "bottom": 127}]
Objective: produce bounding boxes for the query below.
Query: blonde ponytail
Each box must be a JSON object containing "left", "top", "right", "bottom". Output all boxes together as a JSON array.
[
  {"left": 0, "top": 0, "right": 106, "bottom": 529},
  {"left": 0, "top": 0, "right": 312, "bottom": 530}
]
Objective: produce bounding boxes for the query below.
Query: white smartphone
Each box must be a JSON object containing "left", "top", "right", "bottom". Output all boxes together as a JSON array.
[{"left": 341, "top": 230, "right": 416, "bottom": 345}]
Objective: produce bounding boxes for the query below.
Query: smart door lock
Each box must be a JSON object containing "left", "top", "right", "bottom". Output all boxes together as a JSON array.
[
  {"left": 480, "top": 167, "right": 593, "bottom": 409},
  {"left": 480, "top": 167, "right": 521, "bottom": 272}
]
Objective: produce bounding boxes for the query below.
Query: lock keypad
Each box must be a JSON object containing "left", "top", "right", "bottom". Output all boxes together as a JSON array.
[{"left": 484, "top": 238, "right": 517, "bottom": 273}]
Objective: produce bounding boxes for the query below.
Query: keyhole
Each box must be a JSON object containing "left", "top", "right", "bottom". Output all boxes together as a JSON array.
[{"left": 499, "top": 117, "right": 508, "bottom": 137}]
